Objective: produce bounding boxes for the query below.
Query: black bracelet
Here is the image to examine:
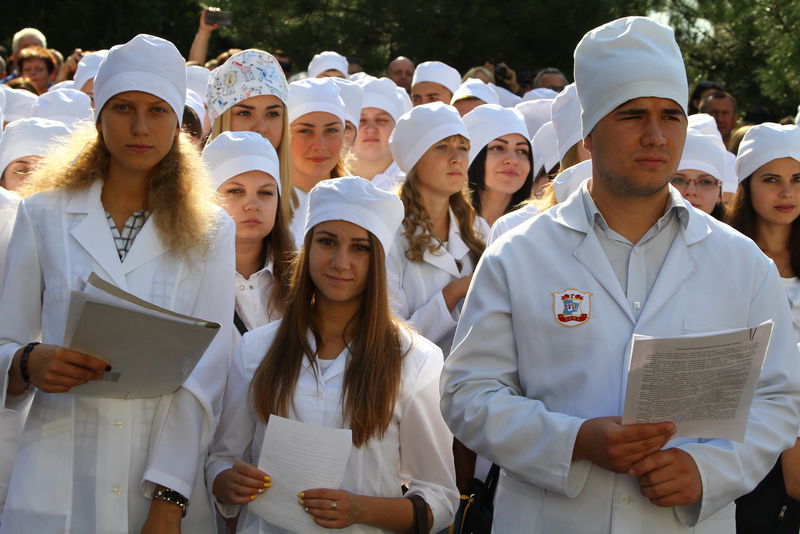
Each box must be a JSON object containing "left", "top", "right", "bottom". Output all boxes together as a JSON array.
[
  {"left": 20, "top": 342, "right": 40, "bottom": 384},
  {"left": 152, "top": 487, "right": 189, "bottom": 518}
]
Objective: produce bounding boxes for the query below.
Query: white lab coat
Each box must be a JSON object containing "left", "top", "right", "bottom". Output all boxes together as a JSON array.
[
  {"left": 487, "top": 202, "right": 540, "bottom": 245},
  {"left": 0, "top": 187, "right": 22, "bottom": 523},
  {"left": 289, "top": 186, "right": 310, "bottom": 250},
  {"left": 440, "top": 183, "right": 800, "bottom": 533},
  {"left": 206, "top": 321, "right": 458, "bottom": 533},
  {"left": 386, "top": 209, "right": 489, "bottom": 354},
  {"left": 0, "top": 180, "right": 235, "bottom": 534}
]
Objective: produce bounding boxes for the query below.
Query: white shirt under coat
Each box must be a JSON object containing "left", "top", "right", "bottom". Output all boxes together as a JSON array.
[
  {"left": 440, "top": 182, "right": 800, "bottom": 533},
  {"left": 0, "top": 180, "right": 235, "bottom": 534},
  {"left": 386, "top": 209, "right": 489, "bottom": 354},
  {"left": 370, "top": 161, "right": 406, "bottom": 193},
  {"left": 236, "top": 263, "right": 279, "bottom": 332},
  {"left": 206, "top": 321, "right": 458, "bottom": 533},
  {"left": 487, "top": 202, "right": 540, "bottom": 245}
]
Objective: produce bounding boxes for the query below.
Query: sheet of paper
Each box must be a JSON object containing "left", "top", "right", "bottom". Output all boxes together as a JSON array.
[
  {"left": 622, "top": 320, "right": 773, "bottom": 442},
  {"left": 249, "top": 415, "right": 352, "bottom": 532}
]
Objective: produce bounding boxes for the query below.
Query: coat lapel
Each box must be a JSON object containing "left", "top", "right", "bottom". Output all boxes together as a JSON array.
[
  {"left": 120, "top": 214, "right": 167, "bottom": 275},
  {"left": 67, "top": 181, "right": 129, "bottom": 290}
]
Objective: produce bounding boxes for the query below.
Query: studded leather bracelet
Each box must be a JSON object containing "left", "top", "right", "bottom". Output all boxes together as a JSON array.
[
  {"left": 152, "top": 486, "right": 189, "bottom": 518},
  {"left": 19, "top": 342, "right": 40, "bottom": 384}
]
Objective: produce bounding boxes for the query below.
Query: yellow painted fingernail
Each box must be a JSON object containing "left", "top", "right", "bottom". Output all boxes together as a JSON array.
[
  {"left": 299, "top": 499, "right": 304, "bottom": 505},
  {"left": 297, "top": 492, "right": 304, "bottom": 498},
  {"left": 264, "top": 476, "right": 271, "bottom": 481},
  {"left": 249, "top": 494, "right": 257, "bottom": 500},
  {"left": 263, "top": 482, "right": 271, "bottom": 488}
]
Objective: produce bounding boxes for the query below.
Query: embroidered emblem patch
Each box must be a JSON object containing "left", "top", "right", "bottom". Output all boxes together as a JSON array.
[{"left": 552, "top": 289, "right": 592, "bottom": 327}]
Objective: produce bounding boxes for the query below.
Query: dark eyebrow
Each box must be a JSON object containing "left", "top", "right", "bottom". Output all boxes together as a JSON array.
[
  {"left": 315, "top": 230, "right": 337, "bottom": 238},
  {"left": 351, "top": 237, "right": 370, "bottom": 242},
  {"left": 324, "top": 121, "right": 341, "bottom": 126},
  {"left": 110, "top": 96, "right": 166, "bottom": 105},
  {"left": 233, "top": 103, "right": 283, "bottom": 111},
  {"left": 491, "top": 138, "right": 509, "bottom": 144}
]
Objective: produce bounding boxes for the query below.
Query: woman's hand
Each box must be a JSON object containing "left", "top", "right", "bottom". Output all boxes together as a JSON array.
[
  {"left": 8, "top": 343, "right": 109, "bottom": 395},
  {"left": 299, "top": 489, "right": 364, "bottom": 529},
  {"left": 213, "top": 462, "right": 272, "bottom": 504},
  {"left": 442, "top": 273, "right": 474, "bottom": 311}
]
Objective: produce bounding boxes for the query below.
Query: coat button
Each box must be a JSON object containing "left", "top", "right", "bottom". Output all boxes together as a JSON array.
[
  {"left": 112, "top": 487, "right": 122, "bottom": 495},
  {"left": 619, "top": 495, "right": 630, "bottom": 504},
  {"left": 115, "top": 420, "right": 125, "bottom": 429}
]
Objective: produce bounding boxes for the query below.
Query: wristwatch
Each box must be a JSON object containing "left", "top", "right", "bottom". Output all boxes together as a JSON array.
[{"left": 152, "top": 486, "right": 189, "bottom": 518}]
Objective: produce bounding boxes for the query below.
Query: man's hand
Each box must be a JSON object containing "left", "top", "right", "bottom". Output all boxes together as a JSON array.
[
  {"left": 630, "top": 448, "right": 703, "bottom": 507},
  {"left": 573, "top": 416, "right": 675, "bottom": 473}
]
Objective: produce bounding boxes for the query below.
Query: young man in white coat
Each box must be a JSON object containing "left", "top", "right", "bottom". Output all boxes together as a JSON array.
[{"left": 440, "top": 16, "right": 800, "bottom": 533}]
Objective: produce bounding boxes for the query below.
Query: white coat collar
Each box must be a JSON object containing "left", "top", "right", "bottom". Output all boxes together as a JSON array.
[
  {"left": 66, "top": 179, "right": 170, "bottom": 289},
  {"left": 299, "top": 331, "right": 348, "bottom": 382},
  {"left": 551, "top": 179, "right": 711, "bottom": 246},
  {"left": 421, "top": 208, "right": 470, "bottom": 277}
]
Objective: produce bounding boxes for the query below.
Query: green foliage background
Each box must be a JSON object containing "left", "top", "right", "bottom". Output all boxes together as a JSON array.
[{"left": 3, "top": 0, "right": 799, "bottom": 119}]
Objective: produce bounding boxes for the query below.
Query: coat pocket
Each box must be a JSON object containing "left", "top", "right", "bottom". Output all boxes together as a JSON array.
[{"left": 491, "top": 470, "right": 543, "bottom": 533}]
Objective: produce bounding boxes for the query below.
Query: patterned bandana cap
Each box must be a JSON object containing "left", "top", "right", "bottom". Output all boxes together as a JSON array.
[{"left": 207, "top": 49, "right": 289, "bottom": 123}]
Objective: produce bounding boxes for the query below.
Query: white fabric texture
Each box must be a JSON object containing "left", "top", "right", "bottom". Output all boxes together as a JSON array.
[
  {"left": 207, "top": 50, "right": 288, "bottom": 122},
  {"left": 678, "top": 130, "right": 727, "bottom": 182},
  {"left": 515, "top": 99, "right": 554, "bottom": 145},
  {"left": 330, "top": 78, "right": 364, "bottom": 129},
  {"left": 531, "top": 121, "right": 559, "bottom": 175},
  {"left": 2, "top": 88, "right": 37, "bottom": 122},
  {"left": 360, "top": 77, "right": 406, "bottom": 122},
  {"left": 552, "top": 159, "right": 592, "bottom": 203}
]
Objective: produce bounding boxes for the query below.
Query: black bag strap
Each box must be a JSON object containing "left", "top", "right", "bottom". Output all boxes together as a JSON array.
[
  {"left": 233, "top": 311, "right": 248, "bottom": 336},
  {"left": 407, "top": 494, "right": 429, "bottom": 534},
  {"left": 484, "top": 464, "right": 501, "bottom": 501}
]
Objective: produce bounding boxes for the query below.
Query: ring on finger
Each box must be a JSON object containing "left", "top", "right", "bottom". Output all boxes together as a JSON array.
[
  {"left": 304, "top": 506, "right": 309, "bottom": 513},
  {"left": 331, "top": 499, "right": 337, "bottom": 510}
]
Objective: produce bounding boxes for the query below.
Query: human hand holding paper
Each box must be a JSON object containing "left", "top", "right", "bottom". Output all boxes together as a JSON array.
[{"left": 213, "top": 461, "right": 272, "bottom": 505}]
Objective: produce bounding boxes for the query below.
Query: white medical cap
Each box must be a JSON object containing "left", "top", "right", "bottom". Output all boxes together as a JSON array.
[
  {"left": 553, "top": 159, "right": 592, "bottom": 203},
  {"left": 531, "top": 121, "right": 559, "bottom": 176},
  {"left": 288, "top": 78, "right": 346, "bottom": 125},
  {"left": 388, "top": 102, "right": 469, "bottom": 174},
  {"left": 32, "top": 88, "right": 92, "bottom": 130},
  {"left": 451, "top": 79, "right": 499, "bottom": 106},
  {"left": 94, "top": 34, "right": 186, "bottom": 126},
  {"left": 0, "top": 118, "right": 70, "bottom": 175},
  {"left": 488, "top": 83, "right": 522, "bottom": 107},
  {"left": 515, "top": 99, "right": 554, "bottom": 143},
  {"left": 73, "top": 50, "right": 108, "bottom": 92},
  {"left": 330, "top": 78, "right": 363, "bottom": 129},
  {"left": 360, "top": 77, "right": 405, "bottom": 122},
  {"left": 550, "top": 83, "right": 582, "bottom": 163},
  {"left": 411, "top": 61, "right": 461, "bottom": 95},
  {"left": 678, "top": 130, "right": 727, "bottom": 182},
  {"left": 574, "top": 16, "right": 688, "bottom": 137},
  {"left": 3, "top": 88, "right": 37, "bottom": 122},
  {"left": 463, "top": 104, "right": 529, "bottom": 164},
  {"left": 307, "top": 51, "right": 348, "bottom": 78},
  {"left": 305, "top": 176, "right": 404, "bottom": 254},
  {"left": 735, "top": 123, "right": 800, "bottom": 183},
  {"left": 202, "top": 130, "right": 281, "bottom": 192}
]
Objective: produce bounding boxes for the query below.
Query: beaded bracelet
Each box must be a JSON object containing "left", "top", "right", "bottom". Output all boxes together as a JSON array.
[{"left": 20, "top": 342, "right": 40, "bottom": 384}]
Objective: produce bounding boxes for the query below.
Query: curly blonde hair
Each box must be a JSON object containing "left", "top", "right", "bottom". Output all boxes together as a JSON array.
[
  {"left": 22, "top": 123, "right": 219, "bottom": 257},
  {"left": 398, "top": 162, "right": 485, "bottom": 263}
]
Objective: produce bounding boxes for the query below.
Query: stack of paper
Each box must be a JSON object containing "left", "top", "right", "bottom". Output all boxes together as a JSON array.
[{"left": 63, "top": 273, "right": 220, "bottom": 399}]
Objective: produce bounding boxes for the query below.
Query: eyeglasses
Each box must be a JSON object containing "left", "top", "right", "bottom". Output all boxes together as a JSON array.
[{"left": 670, "top": 176, "right": 720, "bottom": 190}]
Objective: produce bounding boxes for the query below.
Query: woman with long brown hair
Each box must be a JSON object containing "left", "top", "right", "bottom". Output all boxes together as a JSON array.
[
  {"left": 0, "top": 35, "right": 234, "bottom": 533},
  {"left": 203, "top": 131, "right": 293, "bottom": 331},
  {"left": 206, "top": 177, "right": 457, "bottom": 532},
  {"left": 286, "top": 78, "right": 349, "bottom": 248},
  {"left": 386, "top": 102, "right": 488, "bottom": 354},
  {"left": 727, "top": 123, "right": 800, "bottom": 533}
]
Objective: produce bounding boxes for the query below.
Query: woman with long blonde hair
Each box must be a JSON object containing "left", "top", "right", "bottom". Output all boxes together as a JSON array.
[
  {"left": 206, "top": 177, "right": 457, "bottom": 532},
  {"left": 207, "top": 49, "right": 293, "bottom": 223},
  {"left": 386, "top": 102, "right": 488, "bottom": 355},
  {"left": 0, "top": 35, "right": 234, "bottom": 533}
]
